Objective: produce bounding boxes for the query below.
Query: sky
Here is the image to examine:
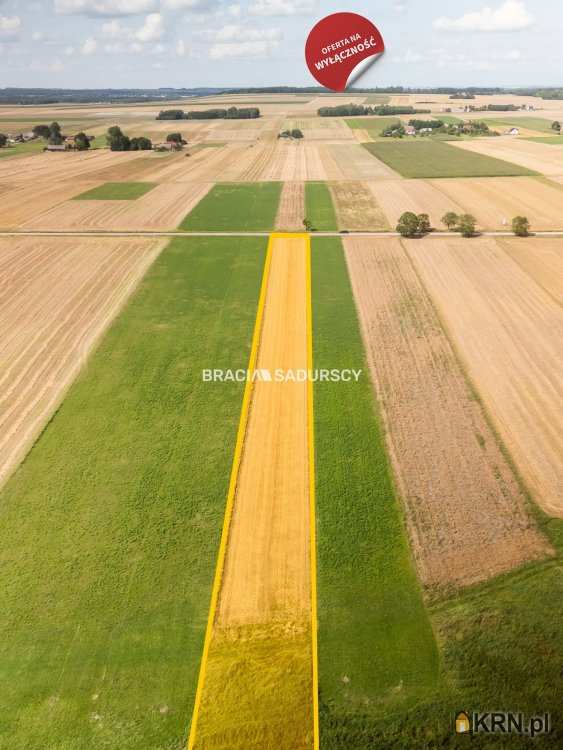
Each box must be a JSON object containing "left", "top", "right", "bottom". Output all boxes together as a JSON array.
[{"left": 0, "top": 0, "right": 560, "bottom": 89}]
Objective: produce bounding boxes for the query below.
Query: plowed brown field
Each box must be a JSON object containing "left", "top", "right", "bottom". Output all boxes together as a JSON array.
[
  {"left": 329, "top": 181, "right": 389, "bottom": 230},
  {"left": 194, "top": 237, "right": 314, "bottom": 749},
  {"left": 23, "top": 183, "right": 211, "bottom": 231},
  {"left": 0, "top": 236, "right": 165, "bottom": 489},
  {"left": 345, "top": 237, "right": 550, "bottom": 589},
  {"left": 368, "top": 179, "right": 464, "bottom": 229},
  {"left": 407, "top": 237, "right": 563, "bottom": 518},
  {"left": 431, "top": 177, "right": 563, "bottom": 230},
  {"left": 500, "top": 238, "right": 563, "bottom": 303},
  {"left": 275, "top": 182, "right": 305, "bottom": 230}
]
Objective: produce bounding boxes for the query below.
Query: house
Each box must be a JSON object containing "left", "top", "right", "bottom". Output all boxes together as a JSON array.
[
  {"left": 405, "top": 125, "right": 416, "bottom": 136},
  {"left": 506, "top": 127, "right": 520, "bottom": 136},
  {"left": 45, "top": 144, "right": 68, "bottom": 152},
  {"left": 419, "top": 127, "right": 434, "bottom": 134},
  {"left": 155, "top": 142, "right": 181, "bottom": 151}
]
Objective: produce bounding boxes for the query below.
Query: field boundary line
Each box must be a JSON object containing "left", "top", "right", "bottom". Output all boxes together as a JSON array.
[
  {"left": 186, "top": 236, "right": 273, "bottom": 750},
  {"left": 305, "top": 232, "right": 320, "bottom": 750}
]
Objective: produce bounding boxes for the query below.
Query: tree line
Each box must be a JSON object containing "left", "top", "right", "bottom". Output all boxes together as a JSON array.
[
  {"left": 396, "top": 211, "right": 531, "bottom": 238},
  {"left": 318, "top": 104, "right": 431, "bottom": 117},
  {"left": 157, "top": 106, "right": 260, "bottom": 120}
]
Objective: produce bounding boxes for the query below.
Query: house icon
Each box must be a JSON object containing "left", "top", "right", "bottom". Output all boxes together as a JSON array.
[{"left": 455, "top": 711, "right": 471, "bottom": 733}]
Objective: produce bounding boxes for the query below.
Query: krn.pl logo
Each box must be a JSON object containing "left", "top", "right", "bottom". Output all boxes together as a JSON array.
[{"left": 455, "top": 711, "right": 471, "bottom": 734}]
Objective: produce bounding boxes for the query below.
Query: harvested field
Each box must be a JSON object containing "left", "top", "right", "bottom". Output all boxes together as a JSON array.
[
  {"left": 326, "top": 143, "right": 398, "bottom": 179},
  {"left": 261, "top": 141, "right": 308, "bottom": 181},
  {"left": 0, "top": 236, "right": 165, "bottom": 489},
  {"left": 0, "top": 149, "right": 143, "bottom": 184},
  {"left": 329, "top": 181, "right": 389, "bottom": 230},
  {"left": 407, "top": 237, "right": 563, "bottom": 518},
  {"left": 275, "top": 181, "right": 305, "bottom": 230},
  {"left": 431, "top": 176, "right": 563, "bottom": 230},
  {"left": 345, "top": 237, "right": 550, "bottom": 588},
  {"left": 221, "top": 141, "right": 279, "bottom": 182},
  {"left": 193, "top": 237, "right": 314, "bottom": 749},
  {"left": 24, "top": 182, "right": 212, "bottom": 231},
  {"left": 500, "top": 238, "right": 563, "bottom": 303},
  {"left": 0, "top": 180, "right": 99, "bottom": 229},
  {"left": 451, "top": 138, "right": 563, "bottom": 176},
  {"left": 142, "top": 144, "right": 245, "bottom": 183},
  {"left": 368, "top": 179, "right": 463, "bottom": 230}
]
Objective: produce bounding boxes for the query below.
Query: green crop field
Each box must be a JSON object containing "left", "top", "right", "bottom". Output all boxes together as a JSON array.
[
  {"left": 363, "top": 140, "right": 536, "bottom": 178},
  {"left": 525, "top": 135, "right": 563, "bottom": 144},
  {"left": 483, "top": 116, "right": 556, "bottom": 134},
  {"left": 312, "top": 238, "right": 439, "bottom": 746},
  {"left": 0, "top": 141, "right": 44, "bottom": 160},
  {"left": 345, "top": 117, "right": 402, "bottom": 138},
  {"left": 305, "top": 182, "right": 338, "bottom": 231},
  {"left": 179, "top": 182, "right": 282, "bottom": 231},
  {"left": 74, "top": 182, "right": 156, "bottom": 200},
  {"left": 0, "top": 236, "right": 267, "bottom": 750}
]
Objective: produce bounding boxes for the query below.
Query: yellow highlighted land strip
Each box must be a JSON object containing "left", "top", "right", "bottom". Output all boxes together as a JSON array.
[{"left": 187, "top": 233, "right": 318, "bottom": 750}]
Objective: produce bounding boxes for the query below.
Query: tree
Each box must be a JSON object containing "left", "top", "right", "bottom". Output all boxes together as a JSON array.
[
  {"left": 396, "top": 211, "right": 420, "bottom": 238},
  {"left": 552, "top": 121, "right": 561, "bottom": 132},
  {"left": 166, "top": 132, "right": 185, "bottom": 145},
  {"left": 130, "top": 137, "right": 152, "bottom": 151},
  {"left": 0, "top": 133, "right": 7, "bottom": 148},
  {"left": 33, "top": 124, "right": 51, "bottom": 139},
  {"left": 107, "top": 126, "right": 131, "bottom": 151},
  {"left": 442, "top": 211, "right": 459, "bottom": 230},
  {"left": 291, "top": 129, "right": 304, "bottom": 139},
  {"left": 417, "top": 213, "right": 431, "bottom": 234},
  {"left": 512, "top": 216, "right": 530, "bottom": 237},
  {"left": 458, "top": 214, "right": 477, "bottom": 238},
  {"left": 303, "top": 218, "right": 313, "bottom": 232},
  {"left": 49, "top": 122, "right": 64, "bottom": 145},
  {"left": 74, "top": 132, "right": 91, "bottom": 151}
]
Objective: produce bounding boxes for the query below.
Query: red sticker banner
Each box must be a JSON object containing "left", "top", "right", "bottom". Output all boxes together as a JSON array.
[{"left": 305, "top": 12, "right": 385, "bottom": 92}]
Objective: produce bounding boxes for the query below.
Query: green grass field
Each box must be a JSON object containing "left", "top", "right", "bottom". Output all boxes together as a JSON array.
[
  {"left": 312, "top": 238, "right": 439, "bottom": 745},
  {"left": 525, "top": 135, "right": 563, "bottom": 144},
  {"left": 179, "top": 182, "right": 282, "bottom": 231},
  {"left": 345, "top": 117, "right": 402, "bottom": 137},
  {"left": 483, "top": 116, "right": 556, "bottom": 134},
  {"left": 0, "top": 141, "right": 44, "bottom": 160},
  {"left": 74, "top": 182, "right": 156, "bottom": 200},
  {"left": 305, "top": 182, "right": 338, "bottom": 231},
  {"left": 0, "top": 236, "right": 267, "bottom": 750},
  {"left": 363, "top": 140, "right": 536, "bottom": 178}
]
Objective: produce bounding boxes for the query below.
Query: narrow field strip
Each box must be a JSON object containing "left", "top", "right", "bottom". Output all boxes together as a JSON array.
[
  {"left": 304, "top": 182, "right": 337, "bottom": 231},
  {"left": 189, "top": 234, "right": 317, "bottom": 750},
  {"left": 0, "top": 236, "right": 266, "bottom": 750},
  {"left": 312, "top": 238, "right": 439, "bottom": 747},
  {"left": 73, "top": 182, "right": 156, "bottom": 201}
]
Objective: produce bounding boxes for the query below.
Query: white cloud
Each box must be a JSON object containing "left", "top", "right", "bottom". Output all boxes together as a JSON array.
[
  {"left": 248, "top": 0, "right": 315, "bottom": 16},
  {"left": 0, "top": 15, "right": 21, "bottom": 39},
  {"left": 434, "top": 1, "right": 534, "bottom": 32},
  {"left": 64, "top": 45, "right": 75, "bottom": 55},
  {"left": 81, "top": 37, "right": 98, "bottom": 54},
  {"left": 55, "top": 0, "right": 157, "bottom": 17},
  {"left": 211, "top": 24, "right": 281, "bottom": 41},
  {"left": 136, "top": 12, "right": 163, "bottom": 41},
  {"left": 209, "top": 39, "right": 279, "bottom": 59},
  {"left": 162, "top": 0, "right": 218, "bottom": 9}
]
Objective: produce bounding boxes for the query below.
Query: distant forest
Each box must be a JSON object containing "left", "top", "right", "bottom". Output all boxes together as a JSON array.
[
  {"left": 1, "top": 86, "right": 563, "bottom": 105},
  {"left": 157, "top": 107, "right": 260, "bottom": 120}
]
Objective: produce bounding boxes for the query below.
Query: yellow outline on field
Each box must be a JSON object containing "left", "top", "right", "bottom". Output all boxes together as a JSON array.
[{"left": 185, "top": 232, "right": 320, "bottom": 750}]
